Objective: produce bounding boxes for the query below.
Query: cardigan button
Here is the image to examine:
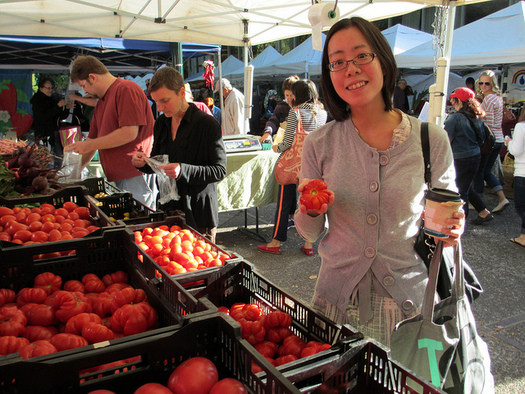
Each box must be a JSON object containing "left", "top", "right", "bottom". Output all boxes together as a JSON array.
[
  {"left": 364, "top": 247, "right": 376, "bottom": 258},
  {"left": 379, "top": 155, "right": 389, "bottom": 166},
  {"left": 383, "top": 276, "right": 394, "bottom": 286},
  {"left": 402, "top": 300, "right": 414, "bottom": 310},
  {"left": 366, "top": 214, "right": 378, "bottom": 225},
  {"left": 369, "top": 181, "right": 379, "bottom": 192}
]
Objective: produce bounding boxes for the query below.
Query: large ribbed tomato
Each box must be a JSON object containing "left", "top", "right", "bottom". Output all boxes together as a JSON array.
[
  {"left": 299, "top": 179, "right": 331, "bottom": 210},
  {"left": 167, "top": 357, "right": 219, "bottom": 394}
]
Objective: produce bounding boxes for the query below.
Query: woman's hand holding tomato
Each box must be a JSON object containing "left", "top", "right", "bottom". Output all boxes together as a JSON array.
[{"left": 298, "top": 178, "right": 334, "bottom": 216}]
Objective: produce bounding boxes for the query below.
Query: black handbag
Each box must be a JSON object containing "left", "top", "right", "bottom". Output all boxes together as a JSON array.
[{"left": 416, "top": 122, "right": 483, "bottom": 303}]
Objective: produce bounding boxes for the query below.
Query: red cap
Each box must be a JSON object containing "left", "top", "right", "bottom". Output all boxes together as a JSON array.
[{"left": 450, "top": 87, "right": 475, "bottom": 102}]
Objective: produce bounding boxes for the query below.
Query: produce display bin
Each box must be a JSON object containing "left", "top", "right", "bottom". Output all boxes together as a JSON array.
[
  {"left": 72, "top": 177, "right": 166, "bottom": 224},
  {"left": 125, "top": 215, "right": 240, "bottom": 276},
  {"left": 92, "top": 191, "right": 166, "bottom": 224},
  {"left": 0, "top": 227, "right": 213, "bottom": 323},
  {"left": 72, "top": 177, "right": 123, "bottom": 196},
  {"left": 0, "top": 186, "right": 120, "bottom": 251},
  {"left": 0, "top": 314, "right": 299, "bottom": 394},
  {"left": 281, "top": 338, "right": 445, "bottom": 394},
  {"left": 180, "top": 260, "right": 363, "bottom": 371}
]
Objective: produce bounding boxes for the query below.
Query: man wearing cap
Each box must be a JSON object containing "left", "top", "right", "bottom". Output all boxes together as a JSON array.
[{"left": 214, "top": 78, "right": 248, "bottom": 135}]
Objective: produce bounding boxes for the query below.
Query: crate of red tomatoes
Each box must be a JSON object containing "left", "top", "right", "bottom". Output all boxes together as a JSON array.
[
  {"left": 280, "top": 338, "right": 445, "bottom": 393},
  {"left": 125, "top": 215, "right": 239, "bottom": 281},
  {"left": 0, "top": 186, "right": 120, "bottom": 256},
  {"left": 0, "top": 227, "right": 216, "bottom": 392},
  {"left": 0, "top": 313, "right": 300, "bottom": 393},
  {"left": 176, "top": 260, "right": 363, "bottom": 375}
]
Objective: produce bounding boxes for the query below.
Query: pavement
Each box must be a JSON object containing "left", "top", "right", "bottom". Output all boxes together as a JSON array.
[{"left": 215, "top": 190, "right": 525, "bottom": 393}]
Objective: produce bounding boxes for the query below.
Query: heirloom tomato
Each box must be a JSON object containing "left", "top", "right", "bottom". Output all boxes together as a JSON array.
[
  {"left": 24, "top": 325, "right": 58, "bottom": 341},
  {"left": 34, "top": 272, "right": 62, "bottom": 295},
  {"left": 0, "top": 288, "right": 15, "bottom": 306},
  {"left": 275, "top": 354, "right": 298, "bottom": 366},
  {"left": 81, "top": 322, "right": 115, "bottom": 343},
  {"left": 16, "top": 287, "right": 47, "bottom": 305},
  {"left": 133, "top": 383, "right": 172, "bottom": 394},
  {"left": 0, "top": 305, "right": 27, "bottom": 336},
  {"left": 209, "top": 378, "right": 248, "bottom": 394},
  {"left": 0, "top": 336, "right": 30, "bottom": 355},
  {"left": 240, "top": 320, "right": 266, "bottom": 346},
  {"left": 18, "top": 340, "right": 58, "bottom": 359},
  {"left": 65, "top": 312, "right": 103, "bottom": 335},
  {"left": 50, "top": 333, "right": 89, "bottom": 351},
  {"left": 277, "top": 335, "right": 306, "bottom": 358},
  {"left": 167, "top": 357, "right": 219, "bottom": 394},
  {"left": 299, "top": 179, "right": 331, "bottom": 211},
  {"left": 111, "top": 302, "right": 157, "bottom": 336},
  {"left": 262, "top": 311, "right": 292, "bottom": 330}
]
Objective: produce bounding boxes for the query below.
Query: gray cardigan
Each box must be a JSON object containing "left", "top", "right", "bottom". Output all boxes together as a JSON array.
[{"left": 295, "top": 115, "right": 457, "bottom": 320}]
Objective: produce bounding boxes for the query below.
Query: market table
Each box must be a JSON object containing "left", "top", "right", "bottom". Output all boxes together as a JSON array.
[{"left": 218, "top": 149, "right": 279, "bottom": 241}]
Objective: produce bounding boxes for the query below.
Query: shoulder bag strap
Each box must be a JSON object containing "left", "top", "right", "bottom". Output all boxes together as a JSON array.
[
  {"left": 294, "top": 107, "right": 304, "bottom": 134},
  {"left": 420, "top": 122, "right": 431, "bottom": 187}
]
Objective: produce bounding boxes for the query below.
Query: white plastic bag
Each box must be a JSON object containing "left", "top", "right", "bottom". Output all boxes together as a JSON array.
[
  {"left": 57, "top": 151, "right": 83, "bottom": 182},
  {"left": 145, "top": 155, "right": 180, "bottom": 204}
]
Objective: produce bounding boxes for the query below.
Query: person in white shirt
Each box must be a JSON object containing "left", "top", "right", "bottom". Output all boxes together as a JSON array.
[
  {"left": 505, "top": 108, "right": 525, "bottom": 247},
  {"left": 214, "top": 78, "right": 248, "bottom": 135}
]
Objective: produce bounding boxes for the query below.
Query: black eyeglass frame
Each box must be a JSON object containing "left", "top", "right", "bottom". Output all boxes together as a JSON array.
[
  {"left": 478, "top": 81, "right": 491, "bottom": 86},
  {"left": 327, "top": 53, "right": 376, "bottom": 72}
]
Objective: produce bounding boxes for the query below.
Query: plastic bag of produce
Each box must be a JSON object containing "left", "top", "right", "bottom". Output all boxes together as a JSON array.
[
  {"left": 145, "top": 155, "right": 180, "bottom": 204},
  {"left": 58, "top": 151, "right": 83, "bottom": 182}
]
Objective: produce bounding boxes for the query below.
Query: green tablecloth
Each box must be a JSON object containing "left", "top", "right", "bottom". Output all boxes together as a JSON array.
[{"left": 218, "top": 150, "right": 279, "bottom": 212}]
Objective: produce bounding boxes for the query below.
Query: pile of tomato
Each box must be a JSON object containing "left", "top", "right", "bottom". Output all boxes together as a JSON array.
[
  {"left": 86, "top": 356, "right": 248, "bottom": 394},
  {"left": 134, "top": 225, "right": 231, "bottom": 276},
  {"left": 0, "top": 270, "right": 159, "bottom": 359},
  {"left": 0, "top": 202, "right": 101, "bottom": 254},
  {"left": 219, "top": 303, "right": 331, "bottom": 371}
]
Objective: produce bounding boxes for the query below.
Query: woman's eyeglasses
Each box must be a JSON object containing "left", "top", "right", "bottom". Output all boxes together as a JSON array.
[
  {"left": 478, "top": 82, "right": 491, "bottom": 86},
  {"left": 327, "top": 53, "right": 376, "bottom": 72}
]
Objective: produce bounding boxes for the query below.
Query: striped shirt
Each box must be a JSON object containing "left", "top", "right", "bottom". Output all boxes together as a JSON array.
[
  {"left": 276, "top": 102, "right": 327, "bottom": 155},
  {"left": 481, "top": 93, "right": 504, "bottom": 142}
]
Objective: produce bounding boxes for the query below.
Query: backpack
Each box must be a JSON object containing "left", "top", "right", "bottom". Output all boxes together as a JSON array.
[{"left": 461, "top": 112, "right": 495, "bottom": 155}]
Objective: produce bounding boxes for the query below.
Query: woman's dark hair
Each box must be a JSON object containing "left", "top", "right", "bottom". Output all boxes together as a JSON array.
[
  {"left": 450, "top": 93, "right": 484, "bottom": 118},
  {"left": 37, "top": 78, "right": 53, "bottom": 89},
  {"left": 321, "top": 17, "right": 397, "bottom": 121},
  {"left": 282, "top": 75, "right": 300, "bottom": 91},
  {"left": 291, "top": 79, "right": 319, "bottom": 107},
  {"left": 149, "top": 66, "right": 184, "bottom": 94}
]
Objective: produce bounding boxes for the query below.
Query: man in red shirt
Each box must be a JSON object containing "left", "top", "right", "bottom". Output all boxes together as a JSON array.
[{"left": 65, "top": 55, "right": 156, "bottom": 209}]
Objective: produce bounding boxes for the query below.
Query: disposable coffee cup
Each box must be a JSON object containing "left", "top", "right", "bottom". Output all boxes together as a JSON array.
[{"left": 424, "top": 188, "right": 463, "bottom": 238}]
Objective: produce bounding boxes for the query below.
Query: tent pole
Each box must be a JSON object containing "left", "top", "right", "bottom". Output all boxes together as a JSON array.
[
  {"left": 435, "top": 1, "right": 457, "bottom": 127},
  {"left": 218, "top": 48, "right": 224, "bottom": 134}
]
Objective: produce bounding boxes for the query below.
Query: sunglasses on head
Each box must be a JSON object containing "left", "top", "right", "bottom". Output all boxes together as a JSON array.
[{"left": 478, "top": 81, "right": 491, "bottom": 86}]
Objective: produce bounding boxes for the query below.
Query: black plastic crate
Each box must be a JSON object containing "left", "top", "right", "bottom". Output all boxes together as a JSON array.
[
  {"left": 94, "top": 191, "right": 166, "bottom": 225},
  {"left": 0, "top": 314, "right": 300, "bottom": 393},
  {"left": 0, "top": 227, "right": 212, "bottom": 328},
  {"left": 73, "top": 177, "right": 123, "bottom": 196},
  {"left": 181, "top": 261, "right": 362, "bottom": 370},
  {"left": 125, "top": 215, "right": 239, "bottom": 276},
  {"left": 281, "top": 339, "right": 445, "bottom": 394},
  {"left": 71, "top": 178, "right": 166, "bottom": 225},
  {"left": 0, "top": 186, "right": 121, "bottom": 253}
]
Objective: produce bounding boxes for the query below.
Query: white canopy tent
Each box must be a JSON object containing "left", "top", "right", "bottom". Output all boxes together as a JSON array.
[
  {"left": 382, "top": 23, "right": 433, "bottom": 55},
  {"left": 397, "top": 1, "right": 525, "bottom": 68},
  {"left": 0, "top": 0, "right": 489, "bottom": 128},
  {"left": 0, "top": 1, "right": 486, "bottom": 47},
  {"left": 227, "top": 45, "right": 282, "bottom": 84}
]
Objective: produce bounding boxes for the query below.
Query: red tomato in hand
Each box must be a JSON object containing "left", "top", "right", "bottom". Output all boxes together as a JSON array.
[
  {"left": 299, "top": 179, "right": 331, "bottom": 210},
  {"left": 209, "top": 378, "right": 248, "bottom": 394},
  {"left": 167, "top": 357, "right": 219, "bottom": 394}
]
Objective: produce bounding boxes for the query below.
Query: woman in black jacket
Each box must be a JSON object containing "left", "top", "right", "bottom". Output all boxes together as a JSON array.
[
  {"left": 131, "top": 67, "right": 226, "bottom": 243},
  {"left": 30, "top": 78, "right": 72, "bottom": 165}
]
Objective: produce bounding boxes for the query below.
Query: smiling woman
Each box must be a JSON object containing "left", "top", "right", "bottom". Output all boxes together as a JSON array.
[{"left": 294, "top": 16, "right": 464, "bottom": 349}]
